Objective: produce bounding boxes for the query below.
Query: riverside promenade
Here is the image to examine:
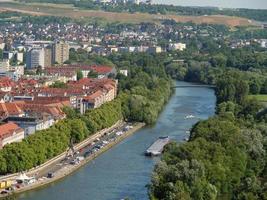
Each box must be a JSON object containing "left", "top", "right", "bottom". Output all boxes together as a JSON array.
[{"left": 0, "top": 121, "right": 145, "bottom": 198}]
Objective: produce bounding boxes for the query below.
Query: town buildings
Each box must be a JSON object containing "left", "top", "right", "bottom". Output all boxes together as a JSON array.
[
  {"left": 25, "top": 41, "right": 69, "bottom": 69},
  {"left": 168, "top": 43, "right": 186, "bottom": 51},
  {"left": 0, "top": 122, "right": 24, "bottom": 149},
  {"left": 0, "top": 64, "right": 117, "bottom": 146}
]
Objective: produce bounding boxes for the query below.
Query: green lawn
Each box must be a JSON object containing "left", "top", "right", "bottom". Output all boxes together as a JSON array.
[
  {"left": 249, "top": 95, "right": 267, "bottom": 102},
  {"left": 249, "top": 95, "right": 267, "bottom": 107}
]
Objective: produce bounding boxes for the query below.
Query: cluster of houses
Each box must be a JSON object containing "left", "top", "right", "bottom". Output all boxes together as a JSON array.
[
  {"left": 0, "top": 20, "right": 190, "bottom": 61},
  {"left": 229, "top": 39, "right": 267, "bottom": 49},
  {"left": 95, "top": 0, "right": 149, "bottom": 4},
  {"left": 0, "top": 65, "right": 118, "bottom": 149}
]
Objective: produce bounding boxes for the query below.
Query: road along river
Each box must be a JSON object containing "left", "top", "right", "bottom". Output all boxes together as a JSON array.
[{"left": 18, "top": 81, "right": 216, "bottom": 200}]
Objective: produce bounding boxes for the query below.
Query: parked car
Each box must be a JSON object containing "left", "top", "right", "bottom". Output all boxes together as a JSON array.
[{"left": 47, "top": 172, "right": 54, "bottom": 179}]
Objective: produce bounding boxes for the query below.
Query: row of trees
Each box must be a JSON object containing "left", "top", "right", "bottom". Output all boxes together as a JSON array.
[
  {"left": 0, "top": 99, "right": 122, "bottom": 174},
  {"left": 0, "top": 11, "right": 26, "bottom": 19},
  {"left": 151, "top": 115, "right": 267, "bottom": 199},
  {"left": 165, "top": 53, "right": 267, "bottom": 96}
]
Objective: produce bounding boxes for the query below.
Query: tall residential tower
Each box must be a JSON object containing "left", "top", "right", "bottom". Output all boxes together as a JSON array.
[{"left": 52, "top": 41, "right": 69, "bottom": 65}]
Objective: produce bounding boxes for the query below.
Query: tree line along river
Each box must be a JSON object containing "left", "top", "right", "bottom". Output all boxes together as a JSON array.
[{"left": 18, "top": 81, "right": 216, "bottom": 200}]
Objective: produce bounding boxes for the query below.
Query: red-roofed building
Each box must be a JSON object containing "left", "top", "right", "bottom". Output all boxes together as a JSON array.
[
  {"left": 16, "top": 102, "right": 66, "bottom": 121},
  {"left": 0, "top": 77, "right": 14, "bottom": 92},
  {"left": 44, "top": 65, "right": 115, "bottom": 79},
  {"left": 90, "top": 65, "right": 114, "bottom": 75},
  {"left": 0, "top": 122, "right": 24, "bottom": 148},
  {"left": 0, "top": 92, "right": 12, "bottom": 103},
  {"left": 82, "top": 90, "right": 104, "bottom": 113},
  {"left": 0, "top": 102, "right": 25, "bottom": 120}
]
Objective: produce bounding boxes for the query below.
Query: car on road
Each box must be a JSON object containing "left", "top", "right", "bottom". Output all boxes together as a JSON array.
[{"left": 47, "top": 172, "right": 54, "bottom": 179}]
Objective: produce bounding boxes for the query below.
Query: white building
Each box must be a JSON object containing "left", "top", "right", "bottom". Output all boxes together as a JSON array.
[
  {"left": 119, "top": 70, "right": 128, "bottom": 77},
  {"left": 16, "top": 52, "right": 24, "bottom": 63},
  {"left": 168, "top": 43, "right": 186, "bottom": 51},
  {"left": 0, "top": 42, "right": 5, "bottom": 50},
  {"left": 260, "top": 39, "right": 267, "bottom": 48},
  {"left": 3, "top": 51, "right": 14, "bottom": 60},
  {"left": 0, "top": 60, "right": 10, "bottom": 71},
  {"left": 26, "top": 47, "right": 45, "bottom": 69}
]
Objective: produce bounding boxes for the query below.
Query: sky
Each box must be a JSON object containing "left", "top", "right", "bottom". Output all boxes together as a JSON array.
[{"left": 153, "top": 0, "right": 267, "bottom": 9}]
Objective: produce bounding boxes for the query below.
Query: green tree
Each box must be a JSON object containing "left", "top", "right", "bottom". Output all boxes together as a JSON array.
[
  {"left": 250, "top": 79, "right": 261, "bottom": 95},
  {"left": 49, "top": 81, "right": 68, "bottom": 88},
  {"left": 77, "top": 70, "right": 83, "bottom": 80},
  {"left": 261, "top": 79, "right": 267, "bottom": 94},
  {"left": 87, "top": 70, "right": 98, "bottom": 78}
]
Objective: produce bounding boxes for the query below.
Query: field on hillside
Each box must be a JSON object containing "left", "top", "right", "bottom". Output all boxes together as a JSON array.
[
  {"left": 249, "top": 95, "right": 267, "bottom": 102},
  {"left": 249, "top": 95, "right": 267, "bottom": 107},
  {"left": 0, "top": 2, "right": 255, "bottom": 26}
]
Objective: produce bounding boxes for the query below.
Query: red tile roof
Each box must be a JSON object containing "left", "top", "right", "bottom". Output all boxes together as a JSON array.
[
  {"left": 83, "top": 90, "right": 103, "bottom": 102},
  {"left": 90, "top": 65, "right": 113, "bottom": 74},
  {"left": 0, "top": 103, "right": 24, "bottom": 119},
  {"left": 17, "top": 103, "right": 65, "bottom": 120},
  {"left": 44, "top": 65, "right": 113, "bottom": 76},
  {"left": 0, "top": 122, "right": 23, "bottom": 139},
  {"left": 0, "top": 77, "right": 14, "bottom": 89}
]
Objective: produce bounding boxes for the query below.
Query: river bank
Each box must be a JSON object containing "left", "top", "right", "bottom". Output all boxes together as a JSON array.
[
  {"left": 0, "top": 122, "right": 145, "bottom": 198},
  {"left": 17, "top": 81, "right": 216, "bottom": 200}
]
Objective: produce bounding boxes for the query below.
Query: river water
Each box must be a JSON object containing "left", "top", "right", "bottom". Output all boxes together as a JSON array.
[{"left": 18, "top": 81, "right": 216, "bottom": 200}]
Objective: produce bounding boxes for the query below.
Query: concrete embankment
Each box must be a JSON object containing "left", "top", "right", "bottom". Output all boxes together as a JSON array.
[
  {"left": 0, "top": 122, "right": 145, "bottom": 198},
  {"left": 0, "top": 120, "right": 123, "bottom": 183}
]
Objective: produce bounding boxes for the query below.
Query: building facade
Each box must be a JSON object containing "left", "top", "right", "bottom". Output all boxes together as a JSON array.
[
  {"left": 26, "top": 47, "right": 45, "bottom": 69},
  {"left": 52, "top": 41, "right": 69, "bottom": 65},
  {"left": 0, "top": 122, "right": 24, "bottom": 149}
]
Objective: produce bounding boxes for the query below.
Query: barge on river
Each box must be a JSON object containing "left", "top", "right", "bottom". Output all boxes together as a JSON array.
[{"left": 145, "top": 136, "right": 170, "bottom": 156}]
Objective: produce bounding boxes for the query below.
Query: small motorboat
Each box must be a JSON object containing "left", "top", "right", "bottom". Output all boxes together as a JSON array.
[
  {"left": 185, "top": 115, "right": 195, "bottom": 119},
  {"left": 183, "top": 137, "right": 189, "bottom": 141}
]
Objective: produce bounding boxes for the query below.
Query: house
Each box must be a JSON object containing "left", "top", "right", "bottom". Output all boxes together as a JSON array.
[
  {"left": 148, "top": 46, "right": 162, "bottom": 54},
  {"left": 0, "top": 122, "right": 24, "bottom": 149},
  {"left": 82, "top": 90, "right": 104, "bottom": 113},
  {"left": 89, "top": 65, "right": 115, "bottom": 78},
  {"left": 6, "top": 114, "right": 55, "bottom": 136},
  {"left": 168, "top": 43, "right": 186, "bottom": 51},
  {"left": 119, "top": 70, "right": 128, "bottom": 77},
  {"left": 0, "top": 77, "right": 13, "bottom": 92},
  {"left": 0, "top": 92, "right": 12, "bottom": 103},
  {"left": 0, "top": 102, "right": 25, "bottom": 121},
  {"left": 0, "top": 40, "right": 5, "bottom": 50},
  {"left": 44, "top": 65, "right": 115, "bottom": 79},
  {"left": 80, "top": 78, "right": 118, "bottom": 113},
  {"left": 16, "top": 102, "right": 66, "bottom": 121}
]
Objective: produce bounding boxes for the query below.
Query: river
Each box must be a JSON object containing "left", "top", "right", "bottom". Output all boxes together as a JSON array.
[
  {"left": 18, "top": 81, "right": 216, "bottom": 200},
  {"left": 153, "top": 0, "right": 267, "bottom": 9}
]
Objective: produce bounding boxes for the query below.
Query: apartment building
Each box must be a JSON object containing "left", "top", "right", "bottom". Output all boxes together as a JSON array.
[
  {"left": 44, "top": 47, "right": 52, "bottom": 68},
  {"left": 52, "top": 41, "right": 69, "bottom": 65},
  {"left": 26, "top": 47, "right": 45, "bottom": 69}
]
